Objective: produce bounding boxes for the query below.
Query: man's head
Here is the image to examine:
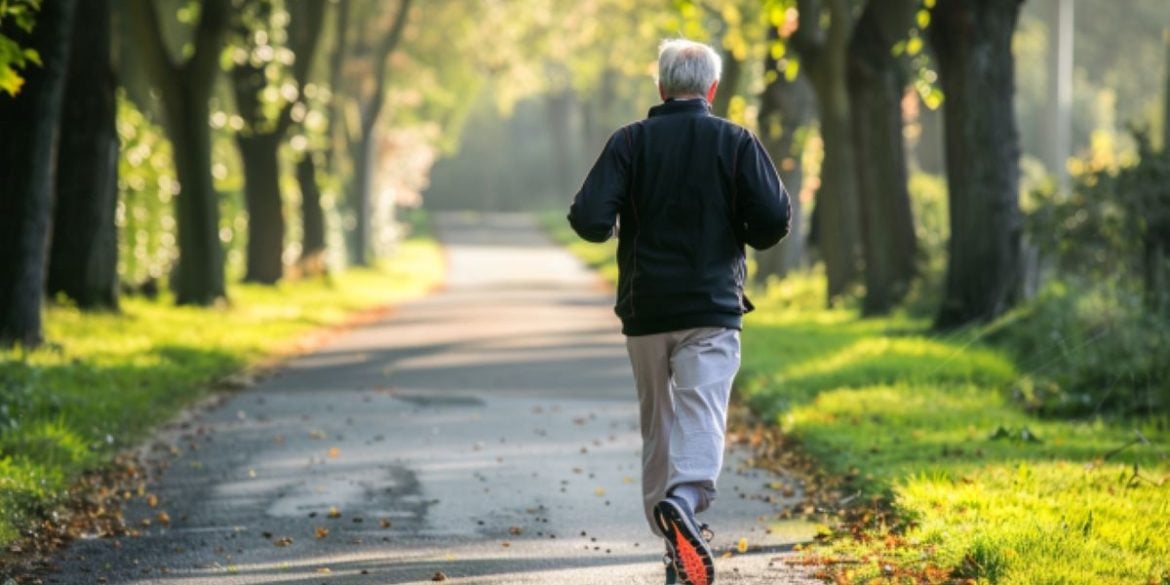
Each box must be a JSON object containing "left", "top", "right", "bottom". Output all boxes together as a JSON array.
[{"left": 657, "top": 38, "right": 722, "bottom": 103}]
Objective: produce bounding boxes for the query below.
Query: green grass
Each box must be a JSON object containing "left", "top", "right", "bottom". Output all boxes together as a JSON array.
[
  {"left": 0, "top": 239, "right": 444, "bottom": 546},
  {"left": 743, "top": 291, "right": 1169, "bottom": 584},
  {"left": 542, "top": 214, "right": 1170, "bottom": 584}
]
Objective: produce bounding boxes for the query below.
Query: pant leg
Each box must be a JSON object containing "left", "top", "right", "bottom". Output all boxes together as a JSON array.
[
  {"left": 626, "top": 331, "right": 677, "bottom": 536},
  {"left": 665, "top": 327, "right": 740, "bottom": 514}
]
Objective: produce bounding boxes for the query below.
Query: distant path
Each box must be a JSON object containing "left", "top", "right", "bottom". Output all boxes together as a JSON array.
[{"left": 46, "top": 213, "right": 816, "bottom": 584}]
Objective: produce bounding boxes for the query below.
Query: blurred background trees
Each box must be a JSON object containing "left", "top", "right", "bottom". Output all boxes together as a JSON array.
[{"left": 0, "top": 0, "right": 1168, "bottom": 412}]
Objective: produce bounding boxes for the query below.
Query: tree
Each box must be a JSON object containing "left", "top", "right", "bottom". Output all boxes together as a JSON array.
[
  {"left": 0, "top": 0, "right": 78, "bottom": 346},
  {"left": 930, "top": 0, "right": 1025, "bottom": 328},
  {"left": 791, "top": 0, "right": 863, "bottom": 302},
  {"left": 847, "top": 0, "right": 918, "bottom": 315},
  {"left": 125, "top": 0, "right": 230, "bottom": 305},
  {"left": 338, "top": 0, "right": 413, "bottom": 267},
  {"left": 230, "top": 0, "right": 326, "bottom": 284},
  {"left": 47, "top": 0, "right": 118, "bottom": 310},
  {"left": 755, "top": 17, "right": 815, "bottom": 280}
]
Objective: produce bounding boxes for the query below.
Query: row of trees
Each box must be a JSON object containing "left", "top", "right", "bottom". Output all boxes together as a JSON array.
[
  {"left": 1, "top": 0, "right": 490, "bottom": 347},
  {"left": 431, "top": 0, "right": 1035, "bottom": 327}
]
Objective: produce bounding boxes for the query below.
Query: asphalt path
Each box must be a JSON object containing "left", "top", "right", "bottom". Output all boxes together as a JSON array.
[{"left": 44, "top": 212, "right": 817, "bottom": 585}]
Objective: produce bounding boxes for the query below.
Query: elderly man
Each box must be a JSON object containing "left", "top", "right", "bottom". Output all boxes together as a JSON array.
[{"left": 567, "top": 38, "right": 791, "bottom": 585}]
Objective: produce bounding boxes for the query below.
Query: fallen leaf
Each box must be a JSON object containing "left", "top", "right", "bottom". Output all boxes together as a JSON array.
[
  {"left": 432, "top": 571, "right": 448, "bottom": 581},
  {"left": 315, "top": 526, "right": 330, "bottom": 539}
]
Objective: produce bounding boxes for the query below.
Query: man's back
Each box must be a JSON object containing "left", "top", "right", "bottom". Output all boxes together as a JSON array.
[{"left": 569, "top": 98, "right": 790, "bottom": 335}]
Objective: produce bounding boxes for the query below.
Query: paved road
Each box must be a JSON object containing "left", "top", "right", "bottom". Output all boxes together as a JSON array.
[{"left": 45, "top": 213, "right": 816, "bottom": 584}]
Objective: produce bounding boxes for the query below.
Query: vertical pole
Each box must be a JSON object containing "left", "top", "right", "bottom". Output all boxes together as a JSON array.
[{"left": 1050, "top": 0, "right": 1074, "bottom": 193}]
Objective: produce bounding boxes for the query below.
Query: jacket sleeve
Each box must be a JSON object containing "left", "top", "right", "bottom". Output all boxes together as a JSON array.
[
  {"left": 568, "top": 128, "right": 631, "bottom": 243},
  {"left": 734, "top": 131, "right": 792, "bottom": 250}
]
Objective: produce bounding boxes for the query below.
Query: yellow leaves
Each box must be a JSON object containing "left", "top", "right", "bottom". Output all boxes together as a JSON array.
[
  {"left": 737, "top": 537, "right": 749, "bottom": 553},
  {"left": 327, "top": 506, "right": 341, "bottom": 519},
  {"left": 906, "top": 37, "right": 924, "bottom": 57},
  {"left": 315, "top": 526, "right": 330, "bottom": 539},
  {"left": 916, "top": 9, "right": 932, "bottom": 29},
  {"left": 157, "top": 511, "right": 171, "bottom": 526},
  {"left": 594, "top": 487, "right": 606, "bottom": 497},
  {"left": 327, "top": 447, "right": 341, "bottom": 459}
]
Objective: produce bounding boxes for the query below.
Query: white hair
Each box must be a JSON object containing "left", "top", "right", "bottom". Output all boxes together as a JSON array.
[{"left": 657, "top": 38, "right": 722, "bottom": 98}]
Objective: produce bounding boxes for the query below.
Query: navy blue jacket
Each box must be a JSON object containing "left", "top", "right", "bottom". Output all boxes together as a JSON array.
[{"left": 568, "top": 98, "right": 791, "bottom": 336}]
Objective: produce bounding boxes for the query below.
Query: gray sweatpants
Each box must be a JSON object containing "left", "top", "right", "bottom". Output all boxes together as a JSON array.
[{"left": 625, "top": 326, "right": 741, "bottom": 536}]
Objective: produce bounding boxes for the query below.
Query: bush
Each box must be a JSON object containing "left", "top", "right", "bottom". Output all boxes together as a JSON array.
[{"left": 986, "top": 281, "right": 1170, "bottom": 416}]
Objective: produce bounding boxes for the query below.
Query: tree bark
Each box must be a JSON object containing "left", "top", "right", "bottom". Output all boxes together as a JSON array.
[
  {"left": 930, "top": 0, "right": 1025, "bottom": 329},
  {"left": 847, "top": 0, "right": 918, "bottom": 316},
  {"left": 125, "top": 0, "right": 230, "bottom": 306},
  {"left": 754, "top": 25, "right": 815, "bottom": 281},
  {"left": 297, "top": 153, "right": 327, "bottom": 274},
  {"left": 349, "top": 128, "right": 375, "bottom": 266},
  {"left": 0, "top": 0, "right": 78, "bottom": 346},
  {"left": 236, "top": 133, "right": 285, "bottom": 283},
  {"left": 345, "top": 0, "right": 412, "bottom": 267},
  {"left": 793, "top": 0, "right": 862, "bottom": 303},
  {"left": 47, "top": 0, "right": 119, "bottom": 310},
  {"left": 232, "top": 0, "right": 327, "bottom": 284}
]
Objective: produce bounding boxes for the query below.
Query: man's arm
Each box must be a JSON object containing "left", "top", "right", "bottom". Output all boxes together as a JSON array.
[
  {"left": 568, "top": 129, "right": 630, "bottom": 243},
  {"left": 735, "top": 132, "right": 792, "bottom": 250}
]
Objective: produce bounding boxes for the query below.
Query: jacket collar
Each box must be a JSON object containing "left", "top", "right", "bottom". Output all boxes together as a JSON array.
[{"left": 648, "top": 97, "right": 712, "bottom": 118}]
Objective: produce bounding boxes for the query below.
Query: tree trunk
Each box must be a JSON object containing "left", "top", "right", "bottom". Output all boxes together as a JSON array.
[
  {"left": 348, "top": 127, "right": 375, "bottom": 266},
  {"left": 126, "top": 0, "right": 230, "bottom": 306},
  {"left": 297, "top": 153, "right": 327, "bottom": 275},
  {"left": 48, "top": 0, "right": 119, "bottom": 310},
  {"left": 848, "top": 0, "right": 918, "bottom": 316},
  {"left": 237, "top": 133, "right": 285, "bottom": 283},
  {"left": 810, "top": 75, "right": 862, "bottom": 301},
  {"left": 930, "top": 0, "right": 1025, "bottom": 329},
  {"left": 755, "top": 26, "right": 816, "bottom": 281},
  {"left": 341, "top": 0, "right": 412, "bottom": 267},
  {"left": 711, "top": 51, "right": 743, "bottom": 119},
  {"left": 0, "top": 0, "right": 77, "bottom": 347},
  {"left": 165, "top": 88, "right": 226, "bottom": 304},
  {"left": 794, "top": 0, "right": 862, "bottom": 303}
]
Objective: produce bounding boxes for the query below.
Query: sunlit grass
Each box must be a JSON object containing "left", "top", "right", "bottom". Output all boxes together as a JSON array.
[
  {"left": 543, "top": 216, "right": 1170, "bottom": 583},
  {"left": 743, "top": 290, "right": 1170, "bottom": 584},
  {"left": 0, "top": 239, "right": 444, "bottom": 546}
]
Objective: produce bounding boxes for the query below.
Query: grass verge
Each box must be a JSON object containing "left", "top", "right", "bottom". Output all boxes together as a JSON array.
[
  {"left": 541, "top": 213, "right": 1170, "bottom": 584},
  {"left": 0, "top": 239, "right": 444, "bottom": 547}
]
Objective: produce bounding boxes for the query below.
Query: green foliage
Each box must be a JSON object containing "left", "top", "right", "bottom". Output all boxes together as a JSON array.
[
  {"left": 738, "top": 284, "right": 1170, "bottom": 584},
  {"left": 986, "top": 282, "right": 1170, "bottom": 416},
  {"left": 1029, "top": 130, "right": 1170, "bottom": 286},
  {"left": 0, "top": 240, "right": 443, "bottom": 546},
  {"left": 0, "top": 0, "right": 40, "bottom": 96},
  {"left": 1014, "top": 132, "right": 1170, "bottom": 415},
  {"left": 116, "top": 93, "right": 179, "bottom": 287}
]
